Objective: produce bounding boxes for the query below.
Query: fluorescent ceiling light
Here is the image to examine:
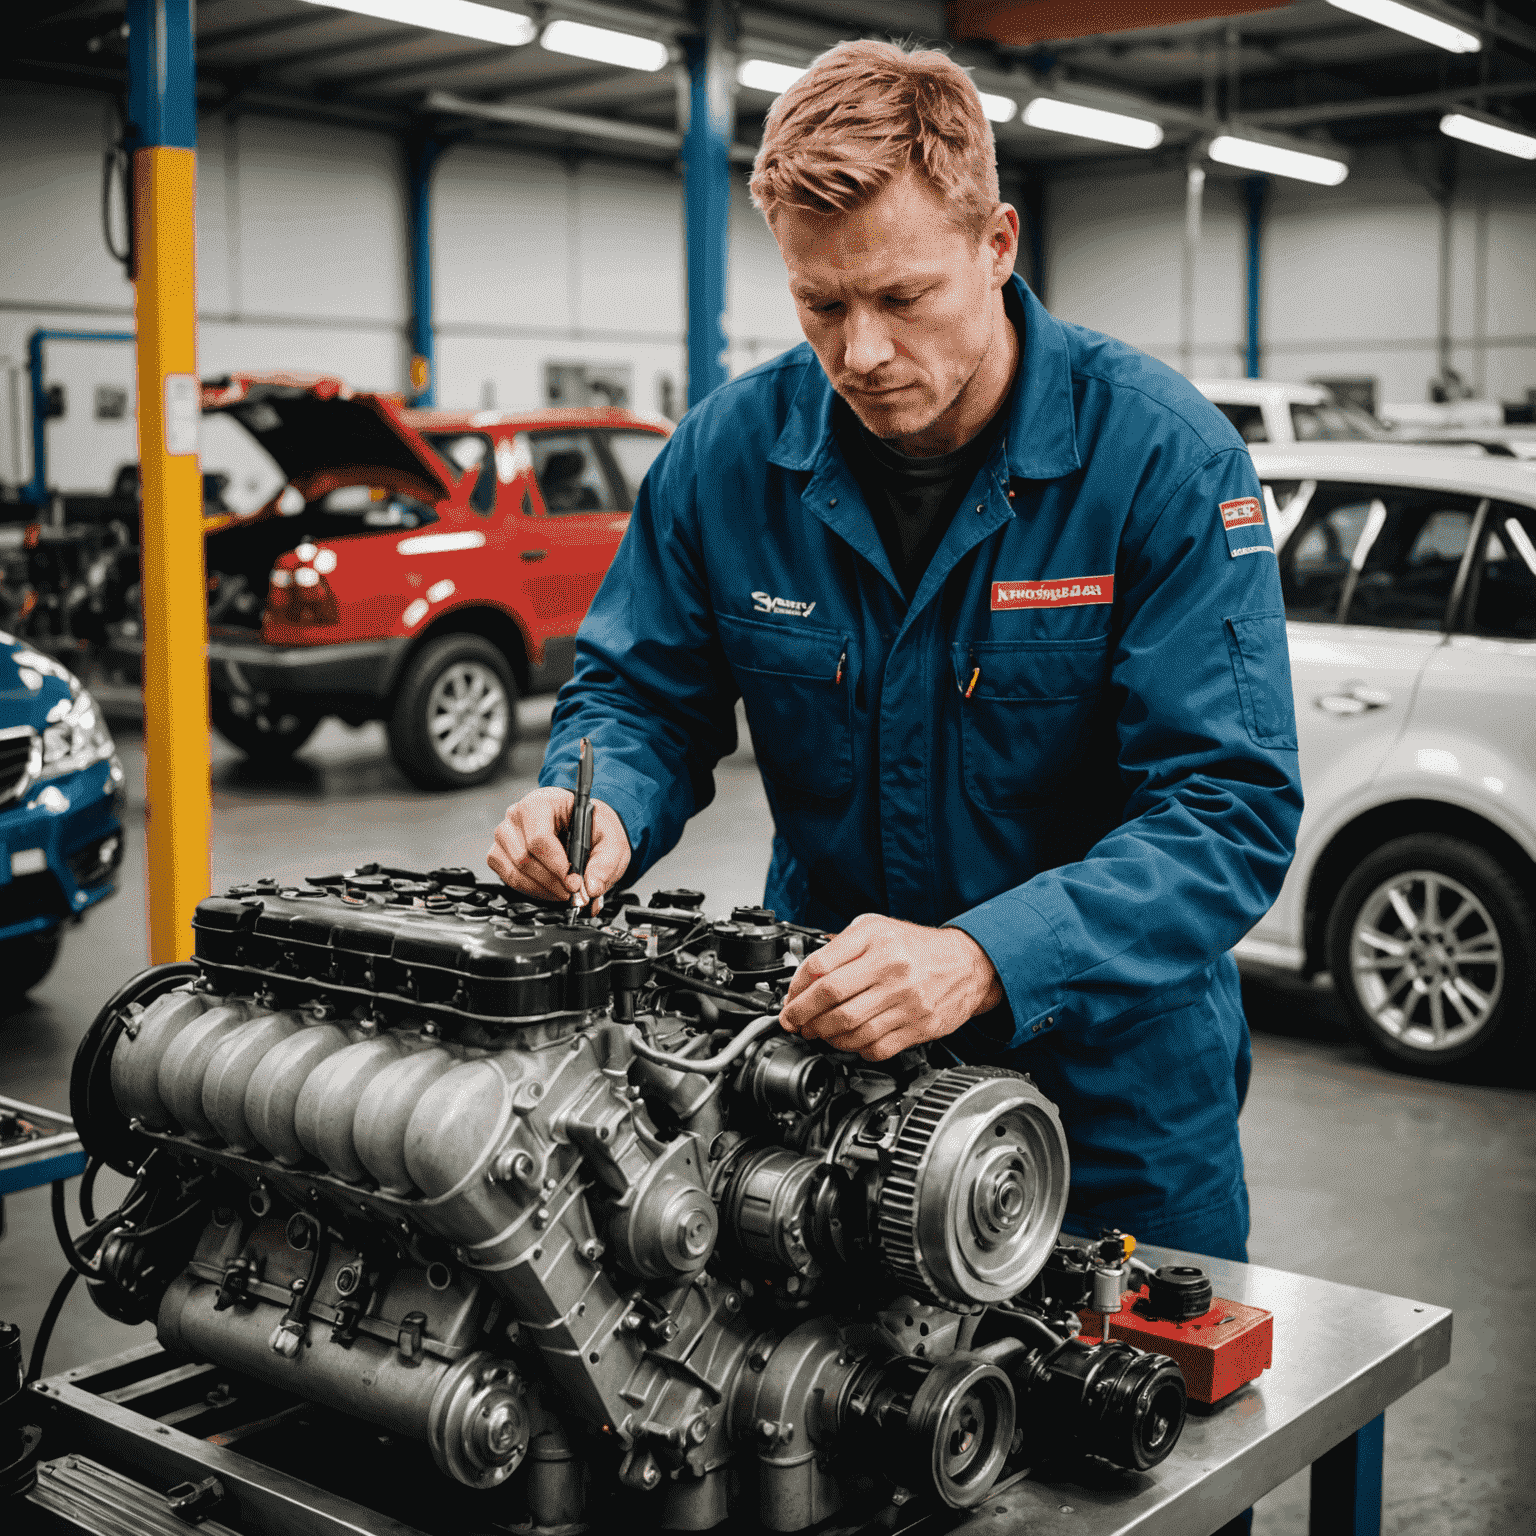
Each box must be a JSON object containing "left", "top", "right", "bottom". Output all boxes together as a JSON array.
[
  {"left": 1325, "top": 0, "right": 1480, "bottom": 54},
  {"left": 541, "top": 18, "right": 668, "bottom": 72},
  {"left": 1440, "top": 111, "right": 1536, "bottom": 160},
  {"left": 297, "top": 0, "right": 534, "bottom": 47},
  {"left": 978, "top": 92, "right": 1018, "bottom": 124},
  {"left": 737, "top": 58, "right": 805, "bottom": 94},
  {"left": 1022, "top": 97, "right": 1162, "bottom": 150},
  {"left": 1209, "top": 134, "right": 1349, "bottom": 185}
]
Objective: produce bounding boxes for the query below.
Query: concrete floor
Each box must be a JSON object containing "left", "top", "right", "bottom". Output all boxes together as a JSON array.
[{"left": 2, "top": 701, "right": 1531, "bottom": 1534}]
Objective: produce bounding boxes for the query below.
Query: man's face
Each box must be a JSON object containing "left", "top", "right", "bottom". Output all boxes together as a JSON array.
[{"left": 774, "top": 171, "right": 1018, "bottom": 445}]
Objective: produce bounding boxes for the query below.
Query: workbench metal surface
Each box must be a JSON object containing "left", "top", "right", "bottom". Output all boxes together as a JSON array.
[{"left": 952, "top": 1245, "right": 1452, "bottom": 1536}]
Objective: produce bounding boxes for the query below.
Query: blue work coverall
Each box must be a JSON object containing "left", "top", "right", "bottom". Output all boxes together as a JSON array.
[{"left": 542, "top": 276, "right": 1302, "bottom": 1261}]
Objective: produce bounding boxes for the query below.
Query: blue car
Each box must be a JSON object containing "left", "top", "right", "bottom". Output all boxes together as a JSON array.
[{"left": 1, "top": 632, "right": 124, "bottom": 1001}]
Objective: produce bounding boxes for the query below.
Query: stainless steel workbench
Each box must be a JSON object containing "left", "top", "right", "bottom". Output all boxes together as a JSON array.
[
  {"left": 951, "top": 1244, "right": 1453, "bottom": 1536},
  {"left": 18, "top": 1243, "right": 1452, "bottom": 1536}
]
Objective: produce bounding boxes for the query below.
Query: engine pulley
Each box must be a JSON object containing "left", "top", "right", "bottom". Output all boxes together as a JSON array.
[{"left": 877, "top": 1066, "right": 1069, "bottom": 1306}]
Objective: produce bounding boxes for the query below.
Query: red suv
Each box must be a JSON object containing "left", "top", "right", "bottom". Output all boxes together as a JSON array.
[{"left": 198, "top": 375, "right": 668, "bottom": 789}]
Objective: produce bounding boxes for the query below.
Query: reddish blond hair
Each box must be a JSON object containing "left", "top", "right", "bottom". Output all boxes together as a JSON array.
[{"left": 749, "top": 39, "right": 1000, "bottom": 239}]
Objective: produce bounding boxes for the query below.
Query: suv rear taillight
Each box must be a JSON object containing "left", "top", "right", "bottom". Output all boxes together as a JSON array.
[{"left": 267, "top": 543, "right": 340, "bottom": 627}]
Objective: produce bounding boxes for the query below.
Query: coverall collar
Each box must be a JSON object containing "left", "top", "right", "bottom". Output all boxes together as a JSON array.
[{"left": 767, "top": 276, "right": 1082, "bottom": 483}]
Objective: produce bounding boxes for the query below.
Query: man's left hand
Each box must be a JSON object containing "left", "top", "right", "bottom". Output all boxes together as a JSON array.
[{"left": 779, "top": 914, "right": 1005, "bottom": 1062}]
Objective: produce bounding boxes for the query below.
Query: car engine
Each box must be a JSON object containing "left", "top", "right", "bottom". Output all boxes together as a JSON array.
[{"left": 64, "top": 869, "right": 1189, "bottom": 1532}]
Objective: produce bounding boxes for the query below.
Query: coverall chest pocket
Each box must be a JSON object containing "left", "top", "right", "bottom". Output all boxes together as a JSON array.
[
  {"left": 954, "top": 637, "right": 1109, "bottom": 811},
  {"left": 718, "top": 612, "right": 853, "bottom": 797}
]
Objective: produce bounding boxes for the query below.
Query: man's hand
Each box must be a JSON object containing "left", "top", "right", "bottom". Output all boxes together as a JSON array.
[
  {"left": 487, "top": 787, "right": 631, "bottom": 910},
  {"left": 779, "top": 914, "right": 1005, "bottom": 1062}
]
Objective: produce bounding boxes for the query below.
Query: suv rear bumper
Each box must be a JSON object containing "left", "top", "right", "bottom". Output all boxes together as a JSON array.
[{"left": 207, "top": 636, "right": 411, "bottom": 700}]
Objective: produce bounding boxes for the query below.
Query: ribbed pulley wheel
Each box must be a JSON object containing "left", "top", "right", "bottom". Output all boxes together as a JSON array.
[{"left": 877, "top": 1066, "right": 1069, "bottom": 1306}]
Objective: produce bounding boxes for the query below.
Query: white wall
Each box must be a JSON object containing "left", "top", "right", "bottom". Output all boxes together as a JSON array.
[
  {"left": 1045, "top": 143, "right": 1536, "bottom": 410},
  {"left": 0, "top": 81, "right": 804, "bottom": 494}
]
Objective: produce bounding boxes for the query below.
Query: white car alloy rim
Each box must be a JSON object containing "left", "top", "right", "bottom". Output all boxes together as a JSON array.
[
  {"left": 426, "top": 660, "right": 509, "bottom": 775},
  {"left": 1350, "top": 869, "right": 1503, "bottom": 1052}
]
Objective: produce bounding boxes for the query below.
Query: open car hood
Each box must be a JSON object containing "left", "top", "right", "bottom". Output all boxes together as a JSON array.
[{"left": 201, "top": 374, "right": 451, "bottom": 501}]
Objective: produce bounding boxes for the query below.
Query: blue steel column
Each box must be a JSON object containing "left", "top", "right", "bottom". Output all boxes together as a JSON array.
[
  {"left": 683, "top": 0, "right": 735, "bottom": 406},
  {"left": 1244, "top": 174, "right": 1268, "bottom": 379},
  {"left": 408, "top": 137, "right": 443, "bottom": 406}
]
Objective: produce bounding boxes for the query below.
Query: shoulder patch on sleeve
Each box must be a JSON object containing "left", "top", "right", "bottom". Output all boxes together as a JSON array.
[{"left": 1219, "top": 496, "right": 1273, "bottom": 559}]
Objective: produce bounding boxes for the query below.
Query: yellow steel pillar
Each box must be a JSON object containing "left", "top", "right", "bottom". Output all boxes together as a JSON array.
[{"left": 128, "top": 0, "right": 209, "bottom": 961}]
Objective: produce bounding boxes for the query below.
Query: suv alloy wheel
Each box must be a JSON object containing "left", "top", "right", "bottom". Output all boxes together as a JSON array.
[
  {"left": 388, "top": 634, "right": 518, "bottom": 790},
  {"left": 1325, "top": 834, "right": 1534, "bottom": 1075}
]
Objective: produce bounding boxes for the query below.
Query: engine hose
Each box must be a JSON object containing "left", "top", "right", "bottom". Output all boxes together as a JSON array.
[
  {"left": 649, "top": 963, "right": 780, "bottom": 1011},
  {"left": 50, "top": 1180, "right": 105, "bottom": 1279},
  {"left": 78, "top": 1156, "right": 102, "bottom": 1226},
  {"left": 25, "top": 1269, "right": 79, "bottom": 1385},
  {"left": 627, "top": 1014, "right": 781, "bottom": 1075},
  {"left": 1001, "top": 1309, "right": 1072, "bottom": 1358},
  {"left": 50, "top": 1163, "right": 159, "bottom": 1277}
]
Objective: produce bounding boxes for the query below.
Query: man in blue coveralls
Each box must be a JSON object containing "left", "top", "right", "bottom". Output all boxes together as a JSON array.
[{"left": 488, "top": 40, "right": 1301, "bottom": 1273}]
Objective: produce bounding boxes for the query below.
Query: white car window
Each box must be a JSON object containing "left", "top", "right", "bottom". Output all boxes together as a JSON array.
[
  {"left": 1467, "top": 505, "right": 1536, "bottom": 640},
  {"left": 1281, "top": 483, "right": 1478, "bottom": 630}
]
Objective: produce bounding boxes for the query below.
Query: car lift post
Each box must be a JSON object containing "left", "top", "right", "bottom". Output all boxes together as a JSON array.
[
  {"left": 127, "top": 0, "right": 209, "bottom": 963},
  {"left": 1245, "top": 174, "right": 1268, "bottom": 380},
  {"left": 683, "top": 0, "right": 735, "bottom": 407},
  {"left": 407, "top": 135, "right": 444, "bottom": 408}
]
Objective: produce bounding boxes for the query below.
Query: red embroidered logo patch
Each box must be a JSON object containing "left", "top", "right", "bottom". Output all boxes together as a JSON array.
[
  {"left": 1220, "top": 497, "right": 1264, "bottom": 529},
  {"left": 992, "top": 575, "right": 1114, "bottom": 610}
]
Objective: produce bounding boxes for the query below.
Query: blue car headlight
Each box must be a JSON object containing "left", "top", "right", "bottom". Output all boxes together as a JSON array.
[{"left": 39, "top": 684, "right": 116, "bottom": 781}]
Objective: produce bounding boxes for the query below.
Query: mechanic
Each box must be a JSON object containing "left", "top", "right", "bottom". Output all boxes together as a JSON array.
[{"left": 489, "top": 40, "right": 1302, "bottom": 1273}]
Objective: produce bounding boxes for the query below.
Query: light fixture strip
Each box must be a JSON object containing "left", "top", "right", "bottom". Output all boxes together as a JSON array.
[
  {"left": 1325, "top": 0, "right": 1480, "bottom": 54},
  {"left": 1439, "top": 111, "right": 1536, "bottom": 160},
  {"left": 540, "top": 18, "right": 669, "bottom": 73},
  {"left": 737, "top": 58, "right": 806, "bottom": 95},
  {"left": 1021, "top": 97, "right": 1163, "bottom": 151},
  {"left": 296, "top": 0, "right": 535, "bottom": 48},
  {"left": 1208, "top": 134, "right": 1349, "bottom": 186}
]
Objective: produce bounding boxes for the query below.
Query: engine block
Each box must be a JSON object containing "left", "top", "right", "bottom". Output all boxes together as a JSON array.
[{"left": 65, "top": 868, "right": 1189, "bottom": 1531}]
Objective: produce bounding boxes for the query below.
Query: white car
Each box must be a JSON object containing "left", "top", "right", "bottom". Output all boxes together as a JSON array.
[
  {"left": 1196, "top": 379, "right": 1391, "bottom": 446},
  {"left": 1235, "top": 443, "right": 1536, "bottom": 1074}
]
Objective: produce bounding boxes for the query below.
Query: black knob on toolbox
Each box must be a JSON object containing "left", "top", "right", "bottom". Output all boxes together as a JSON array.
[{"left": 1145, "top": 1265, "right": 1213, "bottom": 1321}]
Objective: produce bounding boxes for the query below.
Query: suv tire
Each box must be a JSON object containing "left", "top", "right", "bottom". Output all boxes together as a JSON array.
[
  {"left": 0, "top": 932, "right": 62, "bottom": 1008},
  {"left": 1325, "top": 834, "right": 1533, "bottom": 1075},
  {"left": 212, "top": 690, "right": 322, "bottom": 760},
  {"left": 387, "top": 634, "right": 518, "bottom": 790}
]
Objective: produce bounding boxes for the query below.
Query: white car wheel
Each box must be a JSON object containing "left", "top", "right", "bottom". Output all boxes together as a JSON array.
[{"left": 1326, "top": 834, "right": 1533, "bottom": 1075}]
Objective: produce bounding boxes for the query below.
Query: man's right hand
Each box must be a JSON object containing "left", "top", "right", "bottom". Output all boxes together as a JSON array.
[{"left": 486, "top": 787, "right": 631, "bottom": 910}]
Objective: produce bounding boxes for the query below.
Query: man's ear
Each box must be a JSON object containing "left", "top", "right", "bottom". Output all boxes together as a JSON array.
[{"left": 990, "top": 204, "right": 1020, "bottom": 285}]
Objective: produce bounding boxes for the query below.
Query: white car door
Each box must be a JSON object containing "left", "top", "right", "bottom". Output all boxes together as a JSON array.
[{"left": 1249, "top": 479, "right": 1481, "bottom": 955}]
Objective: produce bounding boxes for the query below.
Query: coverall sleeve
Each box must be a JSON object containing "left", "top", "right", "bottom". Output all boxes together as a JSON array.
[
  {"left": 538, "top": 425, "right": 739, "bottom": 878},
  {"left": 949, "top": 447, "right": 1304, "bottom": 1044}
]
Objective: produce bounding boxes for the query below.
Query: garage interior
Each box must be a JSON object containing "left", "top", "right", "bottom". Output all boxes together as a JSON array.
[{"left": 1, "top": 3, "right": 1534, "bottom": 1535}]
